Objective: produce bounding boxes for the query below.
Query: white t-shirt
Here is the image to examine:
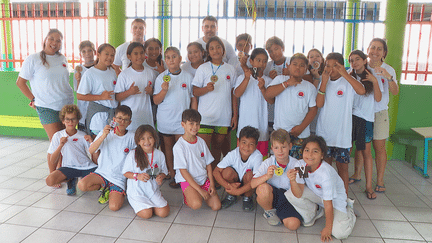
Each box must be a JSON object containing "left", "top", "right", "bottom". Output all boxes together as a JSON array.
[
  {"left": 73, "top": 65, "right": 91, "bottom": 125},
  {"left": 269, "top": 77, "right": 317, "bottom": 138},
  {"left": 294, "top": 159, "right": 347, "bottom": 213},
  {"left": 122, "top": 149, "right": 168, "bottom": 200},
  {"left": 192, "top": 62, "right": 237, "bottom": 126},
  {"left": 93, "top": 130, "right": 136, "bottom": 190},
  {"left": 143, "top": 59, "right": 168, "bottom": 78},
  {"left": 235, "top": 74, "right": 272, "bottom": 141},
  {"left": 228, "top": 55, "right": 252, "bottom": 77},
  {"left": 253, "top": 156, "right": 300, "bottom": 190},
  {"left": 153, "top": 70, "right": 194, "bottom": 134},
  {"left": 47, "top": 129, "right": 96, "bottom": 170},
  {"left": 217, "top": 147, "right": 263, "bottom": 181},
  {"left": 77, "top": 67, "right": 118, "bottom": 131},
  {"left": 196, "top": 37, "right": 236, "bottom": 64},
  {"left": 181, "top": 61, "right": 198, "bottom": 77},
  {"left": 173, "top": 136, "right": 214, "bottom": 185},
  {"left": 316, "top": 77, "right": 356, "bottom": 148},
  {"left": 263, "top": 57, "right": 291, "bottom": 77},
  {"left": 113, "top": 42, "right": 131, "bottom": 69},
  {"left": 19, "top": 52, "right": 73, "bottom": 111},
  {"left": 114, "top": 66, "right": 156, "bottom": 131},
  {"left": 352, "top": 74, "right": 384, "bottom": 122},
  {"left": 370, "top": 63, "right": 397, "bottom": 112}
]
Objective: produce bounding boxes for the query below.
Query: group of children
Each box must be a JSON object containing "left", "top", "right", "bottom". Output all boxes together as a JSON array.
[{"left": 41, "top": 16, "right": 399, "bottom": 241}]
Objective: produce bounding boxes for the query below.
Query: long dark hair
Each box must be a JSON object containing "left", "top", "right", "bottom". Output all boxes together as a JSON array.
[
  {"left": 206, "top": 36, "right": 225, "bottom": 63},
  {"left": 143, "top": 38, "right": 163, "bottom": 64},
  {"left": 41, "top": 29, "right": 63, "bottom": 67},
  {"left": 134, "top": 125, "right": 159, "bottom": 170},
  {"left": 126, "top": 42, "right": 145, "bottom": 68},
  {"left": 94, "top": 43, "right": 115, "bottom": 68},
  {"left": 349, "top": 50, "right": 374, "bottom": 95}
]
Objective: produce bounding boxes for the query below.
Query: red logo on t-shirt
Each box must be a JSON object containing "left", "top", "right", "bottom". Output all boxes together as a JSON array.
[
  {"left": 124, "top": 148, "right": 130, "bottom": 153},
  {"left": 337, "top": 90, "right": 344, "bottom": 96},
  {"left": 201, "top": 152, "right": 204, "bottom": 157},
  {"left": 154, "top": 164, "right": 158, "bottom": 168},
  {"left": 113, "top": 81, "right": 117, "bottom": 85},
  {"left": 148, "top": 81, "right": 152, "bottom": 86},
  {"left": 381, "top": 78, "right": 385, "bottom": 84},
  {"left": 315, "top": 184, "right": 322, "bottom": 189},
  {"left": 73, "top": 138, "right": 78, "bottom": 142},
  {"left": 181, "top": 83, "right": 187, "bottom": 89},
  {"left": 298, "top": 91, "right": 305, "bottom": 98},
  {"left": 62, "top": 63, "right": 67, "bottom": 67},
  {"left": 226, "top": 75, "right": 231, "bottom": 80}
]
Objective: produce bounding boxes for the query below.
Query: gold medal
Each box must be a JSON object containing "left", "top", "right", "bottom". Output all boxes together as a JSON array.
[
  {"left": 210, "top": 75, "right": 218, "bottom": 82},
  {"left": 163, "top": 75, "right": 171, "bottom": 82},
  {"left": 275, "top": 167, "right": 284, "bottom": 176}
]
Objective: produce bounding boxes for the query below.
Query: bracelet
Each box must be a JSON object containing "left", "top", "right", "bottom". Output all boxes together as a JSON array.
[
  {"left": 389, "top": 76, "right": 394, "bottom": 82},
  {"left": 281, "top": 82, "right": 287, "bottom": 89},
  {"left": 133, "top": 173, "right": 138, "bottom": 181},
  {"left": 318, "top": 90, "right": 325, "bottom": 95}
]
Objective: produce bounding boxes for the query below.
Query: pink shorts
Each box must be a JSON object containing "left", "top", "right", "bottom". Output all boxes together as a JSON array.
[
  {"left": 257, "top": 141, "right": 269, "bottom": 157},
  {"left": 180, "top": 178, "right": 210, "bottom": 205}
]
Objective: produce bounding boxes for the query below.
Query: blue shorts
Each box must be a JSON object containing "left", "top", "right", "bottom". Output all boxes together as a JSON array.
[
  {"left": 36, "top": 106, "right": 61, "bottom": 125},
  {"left": 91, "top": 172, "right": 125, "bottom": 195},
  {"left": 271, "top": 185, "right": 303, "bottom": 221},
  {"left": 365, "top": 121, "right": 374, "bottom": 143},
  {"left": 57, "top": 167, "right": 96, "bottom": 180},
  {"left": 327, "top": 146, "right": 351, "bottom": 164}
]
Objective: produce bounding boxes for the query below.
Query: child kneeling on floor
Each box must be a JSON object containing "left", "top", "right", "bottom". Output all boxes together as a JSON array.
[
  {"left": 46, "top": 104, "right": 97, "bottom": 195},
  {"left": 285, "top": 135, "right": 356, "bottom": 241},
  {"left": 213, "top": 126, "right": 263, "bottom": 211},
  {"left": 251, "top": 129, "right": 302, "bottom": 230},
  {"left": 173, "top": 109, "right": 221, "bottom": 211},
  {"left": 78, "top": 105, "right": 136, "bottom": 211},
  {"left": 122, "top": 125, "right": 169, "bottom": 219}
]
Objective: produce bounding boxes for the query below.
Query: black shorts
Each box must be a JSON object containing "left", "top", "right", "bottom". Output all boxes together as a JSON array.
[
  {"left": 271, "top": 185, "right": 303, "bottom": 221},
  {"left": 352, "top": 115, "right": 366, "bottom": 150},
  {"left": 57, "top": 167, "right": 97, "bottom": 180}
]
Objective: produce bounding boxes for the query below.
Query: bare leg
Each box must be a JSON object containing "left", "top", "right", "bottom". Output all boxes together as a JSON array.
[
  {"left": 108, "top": 192, "right": 124, "bottom": 211},
  {"left": 282, "top": 217, "right": 301, "bottom": 231},
  {"left": 183, "top": 186, "right": 203, "bottom": 210},
  {"left": 45, "top": 170, "right": 67, "bottom": 187},
  {"left": 136, "top": 208, "right": 153, "bottom": 219},
  {"left": 242, "top": 171, "right": 255, "bottom": 198},
  {"left": 373, "top": 139, "right": 387, "bottom": 192},
  {"left": 336, "top": 162, "right": 350, "bottom": 195},
  {"left": 162, "top": 135, "right": 176, "bottom": 178},
  {"left": 154, "top": 205, "right": 170, "bottom": 218},
  {"left": 77, "top": 173, "right": 104, "bottom": 192},
  {"left": 44, "top": 122, "right": 64, "bottom": 188},
  {"left": 350, "top": 149, "right": 364, "bottom": 181},
  {"left": 205, "top": 190, "right": 221, "bottom": 211},
  {"left": 210, "top": 134, "right": 226, "bottom": 170},
  {"left": 363, "top": 142, "right": 376, "bottom": 198},
  {"left": 256, "top": 183, "right": 274, "bottom": 211}
]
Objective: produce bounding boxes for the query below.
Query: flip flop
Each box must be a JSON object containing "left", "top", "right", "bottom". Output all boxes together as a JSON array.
[
  {"left": 365, "top": 190, "right": 377, "bottom": 200},
  {"left": 348, "top": 177, "right": 361, "bottom": 184},
  {"left": 375, "top": 185, "right": 386, "bottom": 193},
  {"left": 164, "top": 174, "right": 172, "bottom": 180},
  {"left": 169, "top": 180, "right": 180, "bottom": 189}
]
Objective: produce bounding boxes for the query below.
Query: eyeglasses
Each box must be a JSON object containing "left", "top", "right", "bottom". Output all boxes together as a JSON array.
[
  {"left": 115, "top": 117, "right": 131, "bottom": 123},
  {"left": 64, "top": 118, "right": 78, "bottom": 122}
]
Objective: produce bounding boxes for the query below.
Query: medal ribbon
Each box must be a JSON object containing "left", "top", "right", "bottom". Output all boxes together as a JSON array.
[
  {"left": 274, "top": 157, "right": 288, "bottom": 174},
  {"left": 273, "top": 59, "right": 286, "bottom": 73},
  {"left": 211, "top": 62, "right": 222, "bottom": 77}
]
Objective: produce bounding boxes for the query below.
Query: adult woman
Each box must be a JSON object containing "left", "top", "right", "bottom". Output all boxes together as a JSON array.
[
  {"left": 367, "top": 38, "right": 399, "bottom": 193},
  {"left": 16, "top": 29, "right": 73, "bottom": 186}
]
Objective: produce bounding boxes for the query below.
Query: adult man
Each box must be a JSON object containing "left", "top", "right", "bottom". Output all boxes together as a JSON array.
[
  {"left": 196, "top": 16, "right": 236, "bottom": 64},
  {"left": 113, "top": 19, "right": 146, "bottom": 75}
]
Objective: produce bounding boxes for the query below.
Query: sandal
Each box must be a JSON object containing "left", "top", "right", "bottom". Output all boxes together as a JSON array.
[
  {"left": 375, "top": 185, "right": 386, "bottom": 193},
  {"left": 164, "top": 174, "right": 172, "bottom": 180},
  {"left": 348, "top": 177, "right": 361, "bottom": 184},
  {"left": 365, "top": 190, "right": 377, "bottom": 200}
]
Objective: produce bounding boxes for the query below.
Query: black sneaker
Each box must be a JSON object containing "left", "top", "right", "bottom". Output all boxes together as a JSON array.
[
  {"left": 221, "top": 194, "right": 237, "bottom": 209},
  {"left": 242, "top": 196, "right": 254, "bottom": 211}
]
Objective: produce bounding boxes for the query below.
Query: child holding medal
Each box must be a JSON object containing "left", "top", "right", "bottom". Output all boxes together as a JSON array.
[
  {"left": 251, "top": 129, "right": 302, "bottom": 230},
  {"left": 192, "top": 36, "right": 238, "bottom": 169},
  {"left": 122, "top": 125, "right": 170, "bottom": 219},
  {"left": 285, "top": 135, "right": 356, "bottom": 241},
  {"left": 154, "top": 47, "right": 198, "bottom": 188},
  {"left": 114, "top": 42, "right": 156, "bottom": 131}
]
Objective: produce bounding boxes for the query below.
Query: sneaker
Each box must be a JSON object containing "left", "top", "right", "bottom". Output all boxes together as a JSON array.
[
  {"left": 98, "top": 186, "right": 110, "bottom": 204},
  {"left": 242, "top": 197, "right": 254, "bottom": 211},
  {"left": 263, "top": 209, "right": 281, "bottom": 226},
  {"left": 303, "top": 206, "right": 324, "bottom": 227},
  {"left": 221, "top": 194, "right": 237, "bottom": 209},
  {"left": 66, "top": 178, "right": 77, "bottom": 196}
]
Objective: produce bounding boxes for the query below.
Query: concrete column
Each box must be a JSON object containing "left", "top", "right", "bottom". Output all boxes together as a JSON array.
[
  {"left": 385, "top": 0, "right": 408, "bottom": 158},
  {"left": 108, "top": 0, "right": 126, "bottom": 48}
]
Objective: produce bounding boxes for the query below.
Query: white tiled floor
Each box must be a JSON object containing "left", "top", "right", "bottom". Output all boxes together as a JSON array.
[{"left": 0, "top": 136, "right": 432, "bottom": 243}]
